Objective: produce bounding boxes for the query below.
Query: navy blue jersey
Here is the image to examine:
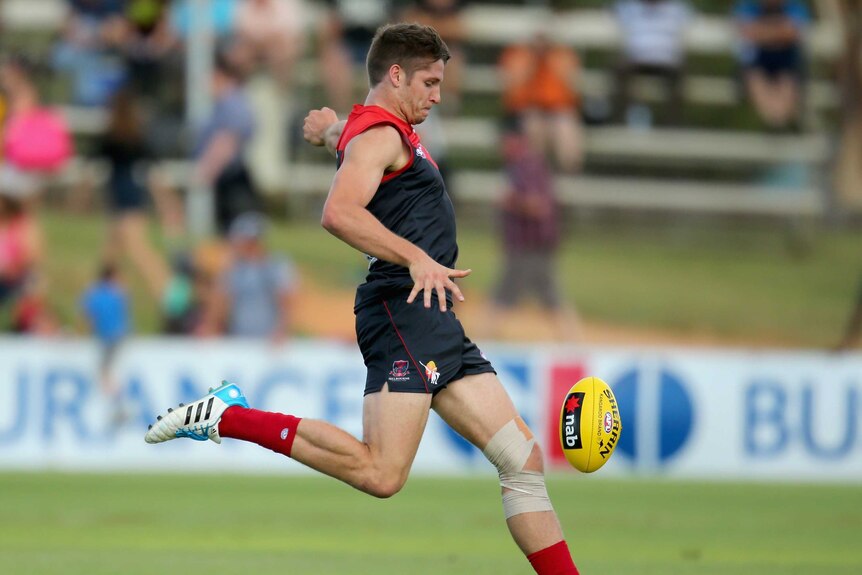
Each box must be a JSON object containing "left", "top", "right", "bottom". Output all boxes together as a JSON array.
[{"left": 336, "top": 105, "right": 458, "bottom": 312}]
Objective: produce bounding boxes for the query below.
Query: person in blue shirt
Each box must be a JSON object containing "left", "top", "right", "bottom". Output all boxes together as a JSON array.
[
  {"left": 202, "top": 212, "right": 298, "bottom": 343},
  {"left": 52, "top": 0, "right": 128, "bottom": 106},
  {"left": 734, "top": 0, "right": 811, "bottom": 129},
  {"left": 80, "top": 263, "right": 131, "bottom": 414}
]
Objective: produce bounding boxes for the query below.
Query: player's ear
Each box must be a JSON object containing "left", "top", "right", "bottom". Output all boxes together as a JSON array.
[{"left": 388, "top": 64, "right": 402, "bottom": 88}]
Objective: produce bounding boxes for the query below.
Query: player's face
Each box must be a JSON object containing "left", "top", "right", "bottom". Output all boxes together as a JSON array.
[{"left": 402, "top": 59, "right": 444, "bottom": 125}]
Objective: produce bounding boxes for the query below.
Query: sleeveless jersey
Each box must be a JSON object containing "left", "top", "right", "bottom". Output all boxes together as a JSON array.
[{"left": 336, "top": 105, "right": 458, "bottom": 311}]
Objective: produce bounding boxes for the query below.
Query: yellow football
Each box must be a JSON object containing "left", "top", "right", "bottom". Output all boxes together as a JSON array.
[{"left": 559, "top": 376, "right": 622, "bottom": 473}]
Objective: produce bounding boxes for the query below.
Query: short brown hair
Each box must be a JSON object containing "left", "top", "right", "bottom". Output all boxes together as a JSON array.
[{"left": 366, "top": 23, "right": 450, "bottom": 86}]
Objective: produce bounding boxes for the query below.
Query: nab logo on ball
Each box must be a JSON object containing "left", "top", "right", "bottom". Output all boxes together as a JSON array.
[{"left": 561, "top": 392, "right": 585, "bottom": 449}]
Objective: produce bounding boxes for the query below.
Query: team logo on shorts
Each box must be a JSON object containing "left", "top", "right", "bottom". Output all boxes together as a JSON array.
[
  {"left": 420, "top": 360, "right": 441, "bottom": 386},
  {"left": 389, "top": 360, "right": 410, "bottom": 381}
]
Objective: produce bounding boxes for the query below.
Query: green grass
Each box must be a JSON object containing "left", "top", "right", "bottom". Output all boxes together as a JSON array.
[
  {"left": 40, "top": 209, "right": 860, "bottom": 348},
  {"left": 1, "top": 473, "right": 860, "bottom": 574}
]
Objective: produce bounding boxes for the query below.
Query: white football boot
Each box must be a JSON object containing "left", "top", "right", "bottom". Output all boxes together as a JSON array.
[{"left": 144, "top": 381, "right": 249, "bottom": 444}]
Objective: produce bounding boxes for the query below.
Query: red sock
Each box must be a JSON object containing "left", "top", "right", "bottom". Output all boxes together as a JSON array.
[
  {"left": 527, "top": 541, "right": 579, "bottom": 575},
  {"left": 218, "top": 407, "right": 301, "bottom": 458}
]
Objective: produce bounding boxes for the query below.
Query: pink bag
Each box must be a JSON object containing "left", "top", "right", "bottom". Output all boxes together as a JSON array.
[{"left": 4, "top": 108, "right": 73, "bottom": 172}]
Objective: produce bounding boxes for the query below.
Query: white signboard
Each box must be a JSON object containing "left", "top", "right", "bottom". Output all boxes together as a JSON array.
[{"left": 1, "top": 338, "right": 860, "bottom": 482}]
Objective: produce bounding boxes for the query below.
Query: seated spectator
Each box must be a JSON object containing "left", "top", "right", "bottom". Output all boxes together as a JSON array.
[
  {"left": 234, "top": 0, "right": 306, "bottom": 89},
  {"left": 162, "top": 240, "right": 230, "bottom": 336},
  {"left": 193, "top": 48, "right": 262, "bottom": 235},
  {"left": 201, "top": 212, "right": 298, "bottom": 342},
  {"left": 318, "top": 0, "right": 393, "bottom": 113},
  {"left": 0, "top": 192, "right": 42, "bottom": 327},
  {"left": 162, "top": 252, "right": 208, "bottom": 336},
  {"left": 735, "top": 0, "right": 810, "bottom": 130},
  {"left": 401, "top": 0, "right": 466, "bottom": 114},
  {"left": 52, "top": 0, "right": 128, "bottom": 107},
  {"left": 1, "top": 55, "right": 73, "bottom": 180},
  {"left": 0, "top": 190, "right": 56, "bottom": 335},
  {"left": 10, "top": 275, "right": 61, "bottom": 335},
  {"left": 499, "top": 28, "right": 584, "bottom": 173},
  {"left": 613, "top": 0, "right": 692, "bottom": 127}
]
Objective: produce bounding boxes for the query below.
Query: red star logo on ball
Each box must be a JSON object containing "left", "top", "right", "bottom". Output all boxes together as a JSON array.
[{"left": 565, "top": 395, "right": 581, "bottom": 413}]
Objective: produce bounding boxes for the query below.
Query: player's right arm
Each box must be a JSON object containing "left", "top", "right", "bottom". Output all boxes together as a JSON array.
[{"left": 320, "top": 125, "right": 470, "bottom": 311}]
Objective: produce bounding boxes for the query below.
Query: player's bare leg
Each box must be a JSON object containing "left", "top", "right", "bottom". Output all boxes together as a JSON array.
[
  {"left": 432, "top": 372, "right": 578, "bottom": 573},
  {"left": 146, "top": 381, "right": 432, "bottom": 499},
  {"left": 289, "top": 384, "right": 432, "bottom": 497}
]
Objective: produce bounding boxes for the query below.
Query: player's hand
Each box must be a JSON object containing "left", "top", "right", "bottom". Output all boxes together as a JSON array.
[
  {"left": 303, "top": 107, "right": 339, "bottom": 147},
  {"left": 407, "top": 256, "right": 471, "bottom": 312}
]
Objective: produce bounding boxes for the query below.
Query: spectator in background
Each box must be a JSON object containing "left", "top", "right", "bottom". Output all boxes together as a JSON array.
[
  {"left": 234, "top": 0, "right": 306, "bottom": 89},
  {"left": 734, "top": 0, "right": 810, "bottom": 130},
  {"left": 162, "top": 252, "right": 210, "bottom": 336},
  {"left": 1, "top": 55, "right": 73, "bottom": 184},
  {"left": 0, "top": 55, "right": 64, "bottom": 335},
  {"left": 613, "top": 0, "right": 692, "bottom": 127},
  {"left": 122, "top": 0, "right": 180, "bottom": 104},
  {"left": 194, "top": 48, "right": 261, "bottom": 236},
  {"left": 80, "top": 263, "right": 131, "bottom": 422},
  {"left": 233, "top": 0, "right": 307, "bottom": 188},
  {"left": 9, "top": 275, "right": 61, "bottom": 335},
  {"left": 0, "top": 191, "right": 43, "bottom": 330},
  {"left": 97, "top": 87, "right": 180, "bottom": 302},
  {"left": 52, "top": 0, "right": 128, "bottom": 107},
  {"left": 200, "top": 212, "right": 297, "bottom": 342},
  {"left": 486, "top": 119, "right": 580, "bottom": 341},
  {"left": 499, "top": 26, "right": 584, "bottom": 173},
  {"left": 318, "top": 0, "right": 392, "bottom": 114}
]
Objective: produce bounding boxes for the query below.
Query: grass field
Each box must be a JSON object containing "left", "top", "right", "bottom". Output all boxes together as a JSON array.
[
  {"left": 1, "top": 473, "right": 861, "bottom": 575},
  {"left": 40, "top": 209, "right": 859, "bottom": 348}
]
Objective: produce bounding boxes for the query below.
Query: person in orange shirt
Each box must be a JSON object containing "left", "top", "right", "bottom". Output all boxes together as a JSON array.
[{"left": 499, "top": 31, "right": 583, "bottom": 173}]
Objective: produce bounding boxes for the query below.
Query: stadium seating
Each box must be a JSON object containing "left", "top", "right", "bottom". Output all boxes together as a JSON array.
[{"left": 4, "top": 0, "right": 842, "bottom": 219}]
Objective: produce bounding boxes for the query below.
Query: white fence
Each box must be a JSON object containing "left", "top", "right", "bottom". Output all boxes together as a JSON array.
[{"left": 1, "top": 337, "right": 860, "bottom": 482}]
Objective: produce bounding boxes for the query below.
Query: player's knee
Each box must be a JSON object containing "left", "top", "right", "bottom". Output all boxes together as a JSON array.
[
  {"left": 483, "top": 418, "right": 554, "bottom": 519},
  {"left": 360, "top": 471, "right": 407, "bottom": 499},
  {"left": 482, "top": 417, "right": 536, "bottom": 476},
  {"left": 524, "top": 442, "right": 546, "bottom": 474}
]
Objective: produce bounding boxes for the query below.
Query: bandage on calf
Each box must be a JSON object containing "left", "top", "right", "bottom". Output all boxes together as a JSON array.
[{"left": 483, "top": 417, "right": 554, "bottom": 519}]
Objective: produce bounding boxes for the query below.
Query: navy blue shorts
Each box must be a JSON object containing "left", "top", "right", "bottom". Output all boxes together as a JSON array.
[
  {"left": 355, "top": 294, "right": 496, "bottom": 396},
  {"left": 749, "top": 46, "right": 803, "bottom": 79}
]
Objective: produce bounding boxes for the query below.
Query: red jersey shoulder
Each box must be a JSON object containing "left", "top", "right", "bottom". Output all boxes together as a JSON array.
[
  {"left": 337, "top": 105, "right": 411, "bottom": 152},
  {"left": 336, "top": 105, "right": 439, "bottom": 173}
]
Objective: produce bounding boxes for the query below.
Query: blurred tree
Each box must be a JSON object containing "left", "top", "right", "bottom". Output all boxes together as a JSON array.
[{"left": 833, "top": 0, "right": 862, "bottom": 213}]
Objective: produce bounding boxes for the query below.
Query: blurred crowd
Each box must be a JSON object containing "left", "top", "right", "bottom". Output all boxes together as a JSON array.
[{"left": 0, "top": 0, "right": 821, "bottom": 353}]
